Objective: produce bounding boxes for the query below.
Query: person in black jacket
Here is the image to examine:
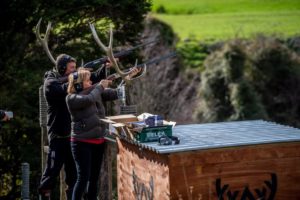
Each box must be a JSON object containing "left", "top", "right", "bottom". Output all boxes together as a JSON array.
[{"left": 38, "top": 54, "right": 108, "bottom": 199}]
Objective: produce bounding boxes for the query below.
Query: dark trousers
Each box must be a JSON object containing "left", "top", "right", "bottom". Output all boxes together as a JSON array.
[
  {"left": 71, "top": 141, "right": 105, "bottom": 200},
  {"left": 39, "top": 138, "right": 77, "bottom": 199}
]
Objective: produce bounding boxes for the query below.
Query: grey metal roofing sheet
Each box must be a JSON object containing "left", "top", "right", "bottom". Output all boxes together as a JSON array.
[{"left": 132, "top": 120, "right": 300, "bottom": 154}]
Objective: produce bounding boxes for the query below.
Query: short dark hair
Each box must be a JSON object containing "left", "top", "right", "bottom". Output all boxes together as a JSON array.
[{"left": 56, "top": 54, "right": 76, "bottom": 75}]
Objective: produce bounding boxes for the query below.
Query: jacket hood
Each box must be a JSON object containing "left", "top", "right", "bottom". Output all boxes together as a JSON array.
[{"left": 44, "top": 70, "right": 61, "bottom": 80}]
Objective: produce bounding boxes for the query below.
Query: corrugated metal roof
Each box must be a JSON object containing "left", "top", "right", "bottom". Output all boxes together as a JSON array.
[{"left": 126, "top": 120, "right": 300, "bottom": 154}]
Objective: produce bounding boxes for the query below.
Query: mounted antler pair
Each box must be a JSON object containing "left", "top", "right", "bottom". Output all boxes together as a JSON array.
[{"left": 36, "top": 18, "right": 146, "bottom": 82}]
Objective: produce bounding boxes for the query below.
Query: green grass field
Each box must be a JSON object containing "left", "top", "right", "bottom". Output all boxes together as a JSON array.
[{"left": 151, "top": 0, "right": 300, "bottom": 40}]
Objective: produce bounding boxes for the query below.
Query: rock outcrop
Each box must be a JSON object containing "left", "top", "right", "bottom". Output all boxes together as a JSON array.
[{"left": 128, "top": 18, "right": 201, "bottom": 124}]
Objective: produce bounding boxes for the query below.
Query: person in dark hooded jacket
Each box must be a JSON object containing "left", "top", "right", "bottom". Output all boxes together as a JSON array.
[{"left": 38, "top": 54, "right": 108, "bottom": 199}]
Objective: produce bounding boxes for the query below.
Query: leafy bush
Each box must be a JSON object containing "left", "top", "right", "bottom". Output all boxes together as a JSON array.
[
  {"left": 195, "top": 36, "right": 300, "bottom": 127},
  {"left": 156, "top": 5, "right": 167, "bottom": 14},
  {"left": 176, "top": 38, "right": 211, "bottom": 71},
  {"left": 247, "top": 36, "right": 300, "bottom": 126}
]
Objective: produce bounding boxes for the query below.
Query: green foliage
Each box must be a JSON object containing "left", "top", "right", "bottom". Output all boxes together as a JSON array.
[
  {"left": 176, "top": 38, "right": 209, "bottom": 71},
  {"left": 229, "top": 81, "right": 267, "bottom": 121},
  {"left": 195, "top": 36, "right": 300, "bottom": 127},
  {"left": 246, "top": 36, "right": 300, "bottom": 125},
  {"left": 0, "top": 0, "right": 151, "bottom": 198},
  {"left": 156, "top": 5, "right": 167, "bottom": 14}
]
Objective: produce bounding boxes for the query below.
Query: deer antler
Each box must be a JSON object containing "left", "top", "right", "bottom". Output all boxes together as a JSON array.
[
  {"left": 89, "top": 23, "right": 138, "bottom": 82},
  {"left": 35, "top": 18, "right": 56, "bottom": 64}
]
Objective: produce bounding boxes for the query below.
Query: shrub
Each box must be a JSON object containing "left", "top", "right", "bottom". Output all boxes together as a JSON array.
[{"left": 195, "top": 36, "right": 300, "bottom": 127}]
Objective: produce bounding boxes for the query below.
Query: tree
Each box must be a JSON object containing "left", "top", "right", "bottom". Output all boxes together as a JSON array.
[{"left": 0, "top": 0, "right": 151, "bottom": 198}]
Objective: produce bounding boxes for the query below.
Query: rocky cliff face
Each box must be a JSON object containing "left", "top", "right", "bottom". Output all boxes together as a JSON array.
[
  {"left": 128, "top": 18, "right": 201, "bottom": 124},
  {"left": 123, "top": 18, "right": 300, "bottom": 127}
]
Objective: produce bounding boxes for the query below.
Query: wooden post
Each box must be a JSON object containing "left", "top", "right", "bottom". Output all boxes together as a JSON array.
[
  {"left": 60, "top": 167, "right": 67, "bottom": 200},
  {"left": 98, "top": 101, "right": 116, "bottom": 200},
  {"left": 98, "top": 142, "right": 114, "bottom": 200},
  {"left": 39, "top": 86, "right": 48, "bottom": 172}
]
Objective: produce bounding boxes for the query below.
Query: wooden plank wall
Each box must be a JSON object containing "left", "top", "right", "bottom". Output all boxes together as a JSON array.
[
  {"left": 168, "top": 142, "right": 300, "bottom": 200},
  {"left": 99, "top": 142, "right": 114, "bottom": 200},
  {"left": 117, "top": 139, "right": 170, "bottom": 200}
]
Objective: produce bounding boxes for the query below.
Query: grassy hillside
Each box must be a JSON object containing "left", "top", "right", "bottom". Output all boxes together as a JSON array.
[{"left": 151, "top": 0, "right": 300, "bottom": 40}]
